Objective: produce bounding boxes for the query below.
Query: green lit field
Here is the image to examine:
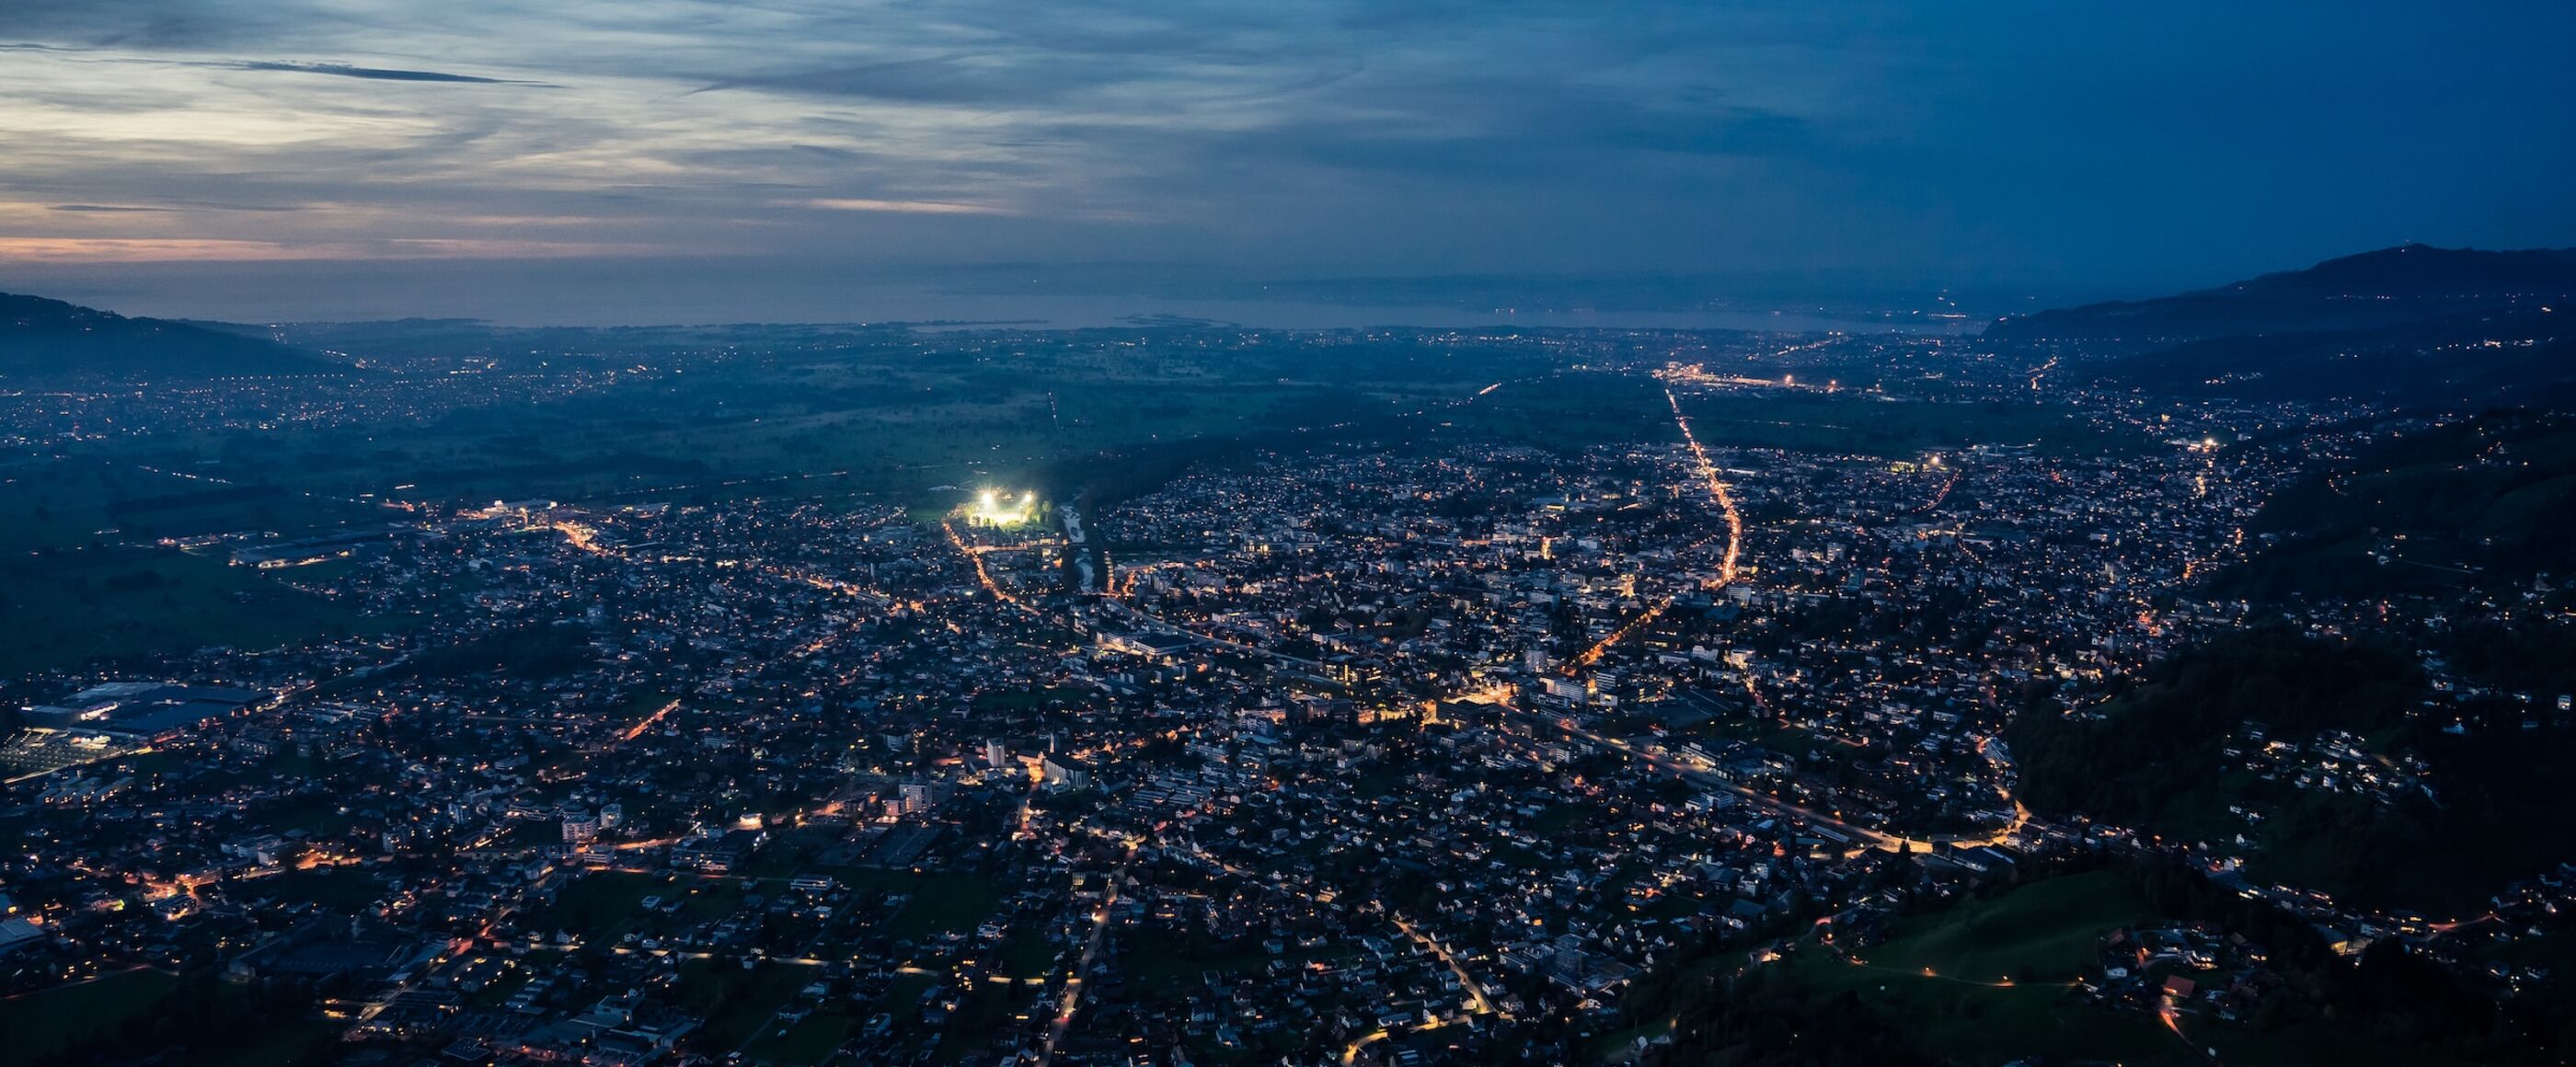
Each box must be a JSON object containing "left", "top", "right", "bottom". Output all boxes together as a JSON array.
[
  {"left": 1779, "top": 870, "right": 2469, "bottom": 1067},
  {"left": 1780, "top": 870, "right": 2191, "bottom": 1066},
  {"left": 1821, "top": 869, "right": 2151, "bottom": 983}
]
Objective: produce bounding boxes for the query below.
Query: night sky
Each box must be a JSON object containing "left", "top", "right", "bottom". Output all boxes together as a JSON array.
[{"left": 2, "top": 2, "right": 2570, "bottom": 322}]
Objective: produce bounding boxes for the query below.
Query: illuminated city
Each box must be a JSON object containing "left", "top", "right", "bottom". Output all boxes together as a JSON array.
[{"left": 1, "top": 4, "right": 2572, "bottom": 1066}]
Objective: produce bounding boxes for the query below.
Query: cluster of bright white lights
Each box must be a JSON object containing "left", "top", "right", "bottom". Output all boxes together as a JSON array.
[{"left": 970, "top": 488, "right": 1039, "bottom": 527}]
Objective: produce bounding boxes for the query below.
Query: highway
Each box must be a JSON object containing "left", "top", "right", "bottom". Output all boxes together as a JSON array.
[
  {"left": 1665, "top": 386, "right": 1744, "bottom": 587},
  {"left": 1559, "top": 384, "right": 1746, "bottom": 673}
]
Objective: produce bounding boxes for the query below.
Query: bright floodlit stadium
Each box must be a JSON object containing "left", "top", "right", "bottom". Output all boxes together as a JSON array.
[{"left": 965, "top": 488, "right": 1041, "bottom": 528}]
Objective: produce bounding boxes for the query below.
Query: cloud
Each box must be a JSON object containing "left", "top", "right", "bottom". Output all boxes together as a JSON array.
[
  {"left": 0, "top": 45, "right": 549, "bottom": 87},
  {"left": 695, "top": 55, "right": 1112, "bottom": 106},
  {"left": 0, "top": 236, "right": 675, "bottom": 263},
  {"left": 0, "top": 237, "right": 328, "bottom": 262},
  {"left": 0, "top": 0, "right": 2569, "bottom": 301},
  {"left": 232, "top": 60, "right": 552, "bottom": 86},
  {"left": 4, "top": 1, "right": 1816, "bottom": 259},
  {"left": 800, "top": 198, "right": 1020, "bottom": 216},
  {"left": 0, "top": 1, "right": 274, "bottom": 50}
]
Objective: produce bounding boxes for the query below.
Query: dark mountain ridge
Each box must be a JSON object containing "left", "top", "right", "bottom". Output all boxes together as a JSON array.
[
  {"left": 1987, "top": 246, "right": 2576, "bottom": 403},
  {"left": 2093, "top": 304, "right": 2570, "bottom": 402},
  {"left": 1989, "top": 244, "right": 2576, "bottom": 342},
  {"left": 0, "top": 292, "right": 339, "bottom": 379},
  {"left": 2214, "top": 407, "right": 2576, "bottom": 602}
]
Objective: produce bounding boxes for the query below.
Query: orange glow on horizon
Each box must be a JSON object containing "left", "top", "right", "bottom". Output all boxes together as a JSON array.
[{"left": 0, "top": 236, "right": 673, "bottom": 263}]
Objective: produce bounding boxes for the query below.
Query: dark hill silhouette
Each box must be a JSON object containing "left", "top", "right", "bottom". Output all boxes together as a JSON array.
[
  {"left": 1984, "top": 246, "right": 2576, "bottom": 403},
  {"left": 0, "top": 292, "right": 339, "bottom": 378},
  {"left": 2092, "top": 304, "right": 2571, "bottom": 403},
  {"left": 1988, "top": 244, "right": 2576, "bottom": 341},
  {"left": 2214, "top": 408, "right": 2576, "bottom": 603}
]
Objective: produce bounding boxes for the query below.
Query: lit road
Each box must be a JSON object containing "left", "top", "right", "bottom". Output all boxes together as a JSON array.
[
  {"left": 1012, "top": 760, "right": 1044, "bottom": 840},
  {"left": 1546, "top": 706, "right": 2030, "bottom": 855},
  {"left": 1501, "top": 701, "right": 2034, "bottom": 856},
  {"left": 1178, "top": 843, "right": 1497, "bottom": 1064},
  {"left": 1665, "top": 386, "right": 1744, "bottom": 587},
  {"left": 1560, "top": 384, "right": 1746, "bottom": 673},
  {"left": 1036, "top": 851, "right": 1131, "bottom": 1067},
  {"left": 614, "top": 698, "right": 680, "bottom": 743},
  {"left": 1498, "top": 703, "right": 1897, "bottom": 853},
  {"left": 1339, "top": 1015, "right": 1465, "bottom": 1066},
  {"left": 942, "top": 516, "right": 1039, "bottom": 614},
  {"left": 1391, "top": 913, "right": 1501, "bottom": 1016},
  {"left": 2027, "top": 354, "right": 2059, "bottom": 391}
]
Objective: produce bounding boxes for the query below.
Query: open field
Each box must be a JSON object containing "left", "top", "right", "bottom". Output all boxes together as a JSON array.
[
  {"left": 1785, "top": 871, "right": 2172, "bottom": 1064},
  {"left": 739, "top": 1009, "right": 853, "bottom": 1065},
  {"left": 0, "top": 968, "right": 181, "bottom": 1061},
  {"left": 0, "top": 546, "right": 385, "bottom": 675},
  {"left": 0, "top": 454, "right": 400, "bottom": 672},
  {"left": 1675, "top": 391, "right": 2124, "bottom": 458},
  {"left": 831, "top": 869, "right": 1006, "bottom": 941},
  {"left": 1827, "top": 868, "right": 2152, "bottom": 983},
  {"left": 0, "top": 455, "right": 371, "bottom": 556},
  {"left": 1782, "top": 870, "right": 2478, "bottom": 1067},
  {"left": 533, "top": 870, "right": 749, "bottom": 943}
]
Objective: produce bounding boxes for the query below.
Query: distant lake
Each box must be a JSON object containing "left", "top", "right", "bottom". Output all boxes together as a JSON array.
[
  {"left": 891, "top": 292, "right": 1981, "bottom": 335},
  {"left": 17, "top": 263, "right": 1988, "bottom": 335}
]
